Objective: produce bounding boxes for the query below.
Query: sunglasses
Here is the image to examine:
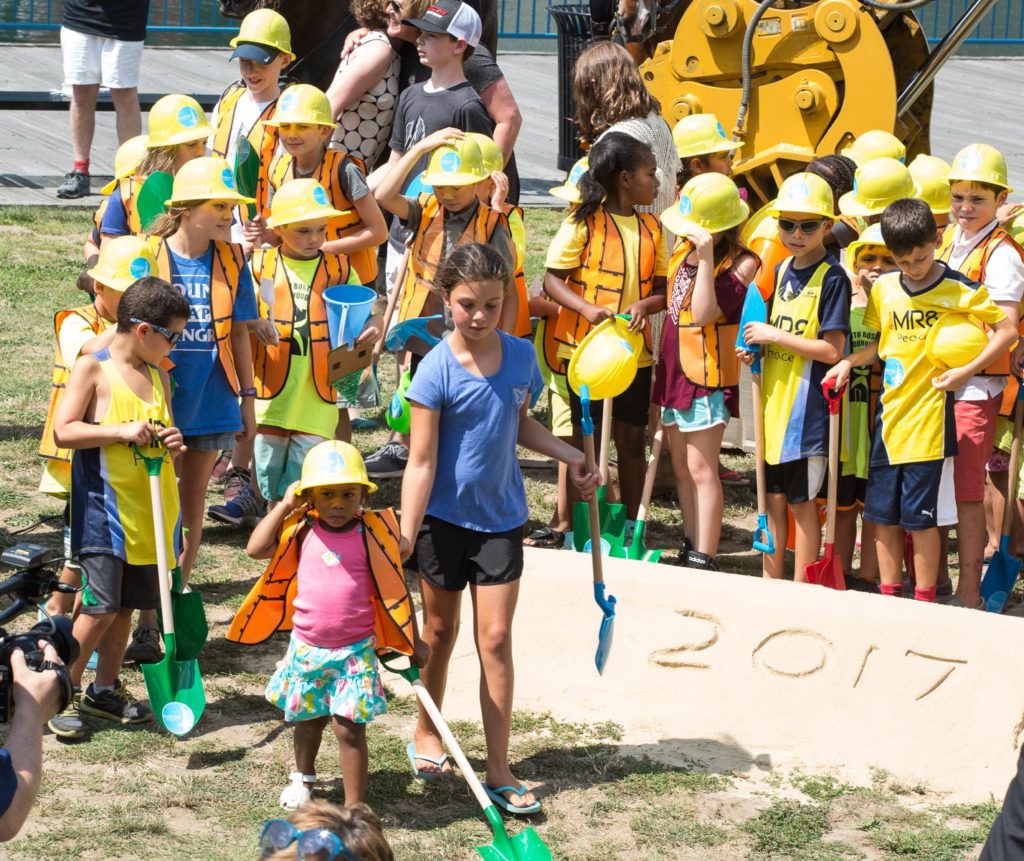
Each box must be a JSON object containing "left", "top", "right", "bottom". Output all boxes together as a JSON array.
[
  {"left": 259, "top": 820, "right": 359, "bottom": 861},
  {"left": 130, "top": 317, "right": 182, "bottom": 346},
  {"left": 386, "top": 0, "right": 401, "bottom": 13},
  {"left": 777, "top": 218, "right": 826, "bottom": 234}
]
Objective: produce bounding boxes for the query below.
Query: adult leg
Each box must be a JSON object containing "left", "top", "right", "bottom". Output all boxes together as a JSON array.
[
  {"left": 469, "top": 580, "right": 535, "bottom": 809},
  {"left": 332, "top": 718, "right": 368, "bottom": 806},
  {"left": 175, "top": 448, "right": 219, "bottom": 584},
  {"left": 109, "top": 87, "right": 141, "bottom": 143},
  {"left": 69, "top": 84, "right": 99, "bottom": 166}
]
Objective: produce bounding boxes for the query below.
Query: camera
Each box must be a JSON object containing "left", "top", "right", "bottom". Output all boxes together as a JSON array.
[{"left": 0, "top": 544, "right": 80, "bottom": 722}]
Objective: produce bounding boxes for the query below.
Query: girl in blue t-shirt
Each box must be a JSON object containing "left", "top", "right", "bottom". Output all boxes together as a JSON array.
[
  {"left": 148, "top": 156, "right": 260, "bottom": 585},
  {"left": 399, "top": 243, "right": 598, "bottom": 815}
]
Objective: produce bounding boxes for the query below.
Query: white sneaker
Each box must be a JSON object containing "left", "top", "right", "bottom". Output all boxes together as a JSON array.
[{"left": 279, "top": 771, "right": 315, "bottom": 810}]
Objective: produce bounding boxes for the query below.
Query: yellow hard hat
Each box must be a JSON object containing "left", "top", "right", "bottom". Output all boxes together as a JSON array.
[
  {"left": 1007, "top": 211, "right": 1024, "bottom": 247},
  {"left": 769, "top": 172, "right": 835, "bottom": 219},
  {"left": 421, "top": 136, "right": 490, "bottom": 187},
  {"left": 948, "top": 143, "right": 1013, "bottom": 193},
  {"left": 549, "top": 156, "right": 588, "bottom": 203},
  {"left": 299, "top": 440, "right": 378, "bottom": 495},
  {"left": 568, "top": 315, "right": 643, "bottom": 400},
  {"left": 838, "top": 158, "right": 920, "bottom": 218},
  {"left": 147, "top": 94, "right": 212, "bottom": 148},
  {"left": 925, "top": 314, "right": 989, "bottom": 371},
  {"left": 908, "top": 154, "right": 951, "bottom": 215},
  {"left": 267, "top": 178, "right": 347, "bottom": 227},
  {"left": 660, "top": 172, "right": 749, "bottom": 235},
  {"left": 465, "top": 133, "right": 504, "bottom": 174},
  {"left": 86, "top": 236, "right": 158, "bottom": 292},
  {"left": 101, "top": 135, "right": 149, "bottom": 195},
  {"left": 672, "top": 113, "right": 741, "bottom": 160},
  {"left": 844, "top": 223, "right": 889, "bottom": 272},
  {"left": 263, "top": 84, "right": 335, "bottom": 128},
  {"left": 165, "top": 156, "right": 256, "bottom": 207},
  {"left": 229, "top": 8, "right": 293, "bottom": 57},
  {"left": 841, "top": 129, "right": 906, "bottom": 166}
]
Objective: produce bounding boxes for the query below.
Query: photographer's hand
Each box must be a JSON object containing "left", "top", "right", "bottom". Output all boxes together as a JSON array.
[{"left": 12, "top": 641, "right": 62, "bottom": 723}]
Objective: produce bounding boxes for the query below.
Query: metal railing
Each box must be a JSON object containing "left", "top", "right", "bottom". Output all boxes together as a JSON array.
[{"left": 0, "top": 0, "right": 1021, "bottom": 43}]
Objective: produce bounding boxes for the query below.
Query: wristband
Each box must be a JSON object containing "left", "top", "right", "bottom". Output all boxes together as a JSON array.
[{"left": 239, "top": 387, "right": 258, "bottom": 398}]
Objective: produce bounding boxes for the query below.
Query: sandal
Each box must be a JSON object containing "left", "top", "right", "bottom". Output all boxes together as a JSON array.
[
  {"left": 523, "top": 526, "right": 566, "bottom": 549},
  {"left": 406, "top": 741, "right": 451, "bottom": 779},
  {"left": 279, "top": 771, "right": 315, "bottom": 810},
  {"left": 484, "top": 783, "right": 542, "bottom": 815}
]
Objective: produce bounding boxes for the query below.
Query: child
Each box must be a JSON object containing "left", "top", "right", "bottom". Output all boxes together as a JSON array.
[
  {"left": 400, "top": 243, "right": 598, "bottom": 812},
  {"left": 825, "top": 199, "right": 1016, "bottom": 600},
  {"left": 655, "top": 173, "right": 759, "bottom": 570},
  {"left": 258, "top": 800, "right": 394, "bottom": 861},
  {"left": 837, "top": 224, "right": 895, "bottom": 589},
  {"left": 936, "top": 143, "right": 1024, "bottom": 608},
  {"left": 147, "top": 157, "right": 259, "bottom": 582},
  {"left": 367, "top": 129, "right": 514, "bottom": 478},
  {"left": 738, "top": 172, "right": 849, "bottom": 581},
  {"left": 249, "top": 178, "right": 383, "bottom": 502},
  {"left": 99, "top": 95, "right": 212, "bottom": 241},
  {"left": 52, "top": 277, "right": 190, "bottom": 739},
  {"left": 544, "top": 131, "right": 668, "bottom": 524},
  {"left": 264, "top": 84, "right": 387, "bottom": 286},
  {"left": 85, "top": 135, "right": 148, "bottom": 264},
  {"left": 210, "top": 7, "right": 295, "bottom": 242},
  {"left": 671, "top": 113, "right": 740, "bottom": 189},
  {"left": 244, "top": 441, "right": 425, "bottom": 809},
  {"left": 838, "top": 157, "right": 919, "bottom": 229}
]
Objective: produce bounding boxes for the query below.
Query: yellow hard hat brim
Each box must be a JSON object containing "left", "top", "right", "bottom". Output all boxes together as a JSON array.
[
  {"left": 676, "top": 139, "right": 741, "bottom": 160},
  {"left": 420, "top": 171, "right": 487, "bottom": 187},
  {"left": 266, "top": 207, "right": 352, "bottom": 228},
  {"left": 837, "top": 192, "right": 885, "bottom": 218},
  {"left": 100, "top": 177, "right": 119, "bottom": 195},
  {"left": 263, "top": 118, "right": 336, "bottom": 129},
  {"left": 660, "top": 200, "right": 749, "bottom": 236},
  {"left": 148, "top": 128, "right": 212, "bottom": 148},
  {"left": 84, "top": 267, "right": 131, "bottom": 292},
  {"left": 548, "top": 184, "right": 580, "bottom": 203},
  {"left": 165, "top": 191, "right": 256, "bottom": 207},
  {"left": 300, "top": 476, "right": 379, "bottom": 495}
]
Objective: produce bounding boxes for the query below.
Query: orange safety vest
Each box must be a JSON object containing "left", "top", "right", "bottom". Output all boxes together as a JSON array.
[
  {"left": 668, "top": 238, "right": 747, "bottom": 389},
  {"left": 225, "top": 508, "right": 415, "bottom": 657},
  {"left": 269, "top": 148, "right": 377, "bottom": 285},
  {"left": 553, "top": 207, "right": 660, "bottom": 353},
  {"left": 149, "top": 236, "right": 246, "bottom": 393},
  {"left": 211, "top": 81, "right": 280, "bottom": 219},
  {"left": 251, "top": 247, "right": 352, "bottom": 403},
  {"left": 938, "top": 223, "right": 1024, "bottom": 377},
  {"left": 39, "top": 305, "right": 104, "bottom": 461},
  {"left": 508, "top": 205, "right": 531, "bottom": 338},
  {"left": 399, "top": 194, "right": 506, "bottom": 322}
]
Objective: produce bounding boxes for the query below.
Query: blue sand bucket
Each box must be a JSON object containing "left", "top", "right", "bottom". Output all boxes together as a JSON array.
[{"left": 324, "top": 285, "right": 377, "bottom": 349}]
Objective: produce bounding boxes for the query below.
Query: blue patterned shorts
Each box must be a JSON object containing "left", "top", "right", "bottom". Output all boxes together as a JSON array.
[{"left": 265, "top": 633, "right": 387, "bottom": 724}]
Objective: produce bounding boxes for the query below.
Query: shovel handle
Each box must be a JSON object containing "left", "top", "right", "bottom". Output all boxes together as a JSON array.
[
  {"left": 373, "top": 246, "right": 410, "bottom": 364},
  {"left": 636, "top": 421, "right": 664, "bottom": 527},
  {"left": 144, "top": 467, "right": 175, "bottom": 638},
  {"left": 1001, "top": 384, "right": 1024, "bottom": 537},
  {"left": 823, "top": 380, "right": 843, "bottom": 545},
  {"left": 598, "top": 398, "right": 613, "bottom": 485},
  {"left": 580, "top": 387, "right": 605, "bottom": 588},
  {"left": 378, "top": 650, "right": 420, "bottom": 683}
]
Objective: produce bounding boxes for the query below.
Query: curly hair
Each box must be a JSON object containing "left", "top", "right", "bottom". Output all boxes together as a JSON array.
[
  {"left": 267, "top": 801, "right": 394, "bottom": 861},
  {"left": 352, "top": 0, "right": 389, "bottom": 29},
  {"left": 573, "top": 41, "right": 660, "bottom": 146}
]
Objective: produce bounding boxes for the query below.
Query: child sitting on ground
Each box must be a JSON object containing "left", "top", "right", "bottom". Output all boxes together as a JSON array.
[
  {"left": 825, "top": 198, "right": 1016, "bottom": 601},
  {"left": 53, "top": 277, "right": 191, "bottom": 740},
  {"left": 237, "top": 441, "right": 426, "bottom": 809},
  {"left": 259, "top": 800, "right": 394, "bottom": 860}
]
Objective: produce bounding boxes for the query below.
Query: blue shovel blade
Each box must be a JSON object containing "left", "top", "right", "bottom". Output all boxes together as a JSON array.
[
  {"left": 981, "top": 536, "right": 1021, "bottom": 612},
  {"left": 385, "top": 315, "right": 444, "bottom": 351},
  {"left": 736, "top": 282, "right": 766, "bottom": 373}
]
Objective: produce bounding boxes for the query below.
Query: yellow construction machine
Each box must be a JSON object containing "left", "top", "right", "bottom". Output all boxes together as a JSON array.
[{"left": 611, "top": 0, "right": 1001, "bottom": 206}]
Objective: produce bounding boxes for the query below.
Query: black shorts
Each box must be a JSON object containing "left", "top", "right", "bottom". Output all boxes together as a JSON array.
[
  {"left": 78, "top": 553, "right": 160, "bottom": 615},
  {"left": 764, "top": 456, "right": 826, "bottom": 505},
  {"left": 568, "top": 365, "right": 652, "bottom": 429},
  {"left": 835, "top": 474, "right": 868, "bottom": 510},
  {"left": 412, "top": 515, "right": 524, "bottom": 592}
]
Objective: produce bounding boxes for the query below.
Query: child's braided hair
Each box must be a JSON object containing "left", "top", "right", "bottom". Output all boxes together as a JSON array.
[{"left": 807, "top": 155, "right": 857, "bottom": 211}]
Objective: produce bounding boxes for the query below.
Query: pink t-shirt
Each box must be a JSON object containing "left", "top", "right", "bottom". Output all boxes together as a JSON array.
[{"left": 292, "top": 520, "right": 375, "bottom": 649}]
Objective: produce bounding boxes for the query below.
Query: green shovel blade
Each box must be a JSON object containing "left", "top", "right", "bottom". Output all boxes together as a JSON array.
[
  {"left": 141, "top": 632, "right": 206, "bottom": 736},
  {"left": 166, "top": 567, "right": 208, "bottom": 662},
  {"left": 136, "top": 171, "right": 174, "bottom": 233},
  {"left": 625, "top": 520, "right": 664, "bottom": 562},
  {"left": 476, "top": 806, "right": 552, "bottom": 861},
  {"left": 572, "top": 486, "right": 627, "bottom": 556},
  {"left": 235, "top": 135, "right": 260, "bottom": 219}
]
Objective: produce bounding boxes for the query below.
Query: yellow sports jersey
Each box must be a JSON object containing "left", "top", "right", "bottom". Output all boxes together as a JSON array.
[{"left": 864, "top": 264, "right": 1005, "bottom": 465}]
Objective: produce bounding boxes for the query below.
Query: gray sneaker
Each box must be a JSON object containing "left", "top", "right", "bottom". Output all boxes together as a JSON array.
[
  {"left": 56, "top": 169, "right": 90, "bottom": 199},
  {"left": 48, "top": 689, "right": 87, "bottom": 741},
  {"left": 123, "top": 624, "right": 162, "bottom": 664},
  {"left": 364, "top": 442, "right": 409, "bottom": 478},
  {"left": 208, "top": 484, "right": 266, "bottom": 527},
  {"left": 81, "top": 680, "right": 152, "bottom": 725}
]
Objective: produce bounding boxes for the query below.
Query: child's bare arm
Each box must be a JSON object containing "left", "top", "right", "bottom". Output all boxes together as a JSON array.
[
  {"left": 825, "top": 338, "right": 880, "bottom": 388},
  {"left": 247, "top": 482, "right": 304, "bottom": 559},
  {"left": 374, "top": 128, "right": 465, "bottom": 220},
  {"left": 544, "top": 269, "right": 612, "bottom": 326},
  {"left": 517, "top": 404, "right": 599, "bottom": 498},
  {"left": 624, "top": 276, "right": 667, "bottom": 333},
  {"left": 154, "top": 369, "right": 186, "bottom": 456},
  {"left": 79, "top": 326, "right": 117, "bottom": 356},
  {"left": 320, "top": 189, "right": 388, "bottom": 257},
  {"left": 355, "top": 314, "right": 384, "bottom": 346},
  {"left": 398, "top": 404, "right": 441, "bottom": 559},
  {"left": 54, "top": 358, "right": 152, "bottom": 449}
]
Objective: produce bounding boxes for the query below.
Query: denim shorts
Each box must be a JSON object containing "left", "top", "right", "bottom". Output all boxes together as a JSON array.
[
  {"left": 661, "top": 391, "right": 731, "bottom": 432},
  {"left": 183, "top": 431, "right": 237, "bottom": 452}
]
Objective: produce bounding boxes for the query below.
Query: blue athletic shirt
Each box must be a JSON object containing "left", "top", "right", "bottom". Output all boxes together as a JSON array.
[
  {"left": 98, "top": 189, "right": 130, "bottom": 237},
  {"left": 407, "top": 332, "right": 543, "bottom": 533},
  {"left": 166, "top": 245, "right": 258, "bottom": 436}
]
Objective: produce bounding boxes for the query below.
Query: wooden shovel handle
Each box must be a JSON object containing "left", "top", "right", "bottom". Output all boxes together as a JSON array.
[
  {"left": 598, "top": 398, "right": 613, "bottom": 485},
  {"left": 751, "top": 374, "right": 768, "bottom": 517},
  {"left": 636, "top": 422, "right": 664, "bottom": 526}
]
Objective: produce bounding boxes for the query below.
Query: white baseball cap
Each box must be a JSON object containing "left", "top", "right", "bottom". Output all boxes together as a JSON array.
[{"left": 403, "top": 0, "right": 482, "bottom": 48}]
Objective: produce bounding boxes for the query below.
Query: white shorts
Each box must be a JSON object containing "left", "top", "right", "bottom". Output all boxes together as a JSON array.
[{"left": 60, "top": 27, "right": 144, "bottom": 90}]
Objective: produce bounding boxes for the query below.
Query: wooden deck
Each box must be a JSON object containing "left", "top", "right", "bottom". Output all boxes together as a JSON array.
[{"left": 0, "top": 45, "right": 1021, "bottom": 207}]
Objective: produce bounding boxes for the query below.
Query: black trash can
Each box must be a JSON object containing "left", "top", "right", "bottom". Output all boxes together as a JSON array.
[{"left": 549, "top": 4, "right": 593, "bottom": 172}]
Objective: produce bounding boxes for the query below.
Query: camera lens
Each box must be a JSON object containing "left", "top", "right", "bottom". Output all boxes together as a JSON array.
[{"left": 26, "top": 616, "right": 79, "bottom": 667}]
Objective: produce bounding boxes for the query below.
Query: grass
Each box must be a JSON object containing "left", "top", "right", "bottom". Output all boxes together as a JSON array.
[{"left": 0, "top": 207, "right": 997, "bottom": 859}]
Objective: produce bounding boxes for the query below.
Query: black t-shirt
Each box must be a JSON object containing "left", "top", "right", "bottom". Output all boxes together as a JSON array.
[
  {"left": 396, "top": 41, "right": 519, "bottom": 203},
  {"left": 63, "top": 0, "right": 150, "bottom": 42}
]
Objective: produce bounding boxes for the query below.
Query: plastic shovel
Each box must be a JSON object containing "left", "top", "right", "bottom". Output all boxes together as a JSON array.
[
  {"left": 626, "top": 420, "right": 665, "bottom": 562},
  {"left": 982, "top": 386, "right": 1024, "bottom": 612},
  {"left": 234, "top": 134, "right": 260, "bottom": 219},
  {"left": 136, "top": 171, "right": 174, "bottom": 233},
  {"left": 580, "top": 386, "right": 617, "bottom": 674},
  {"left": 169, "top": 564, "right": 208, "bottom": 662},
  {"left": 805, "top": 381, "right": 847, "bottom": 590},
  {"left": 134, "top": 447, "right": 206, "bottom": 735},
  {"left": 736, "top": 283, "right": 774, "bottom": 555},
  {"left": 384, "top": 315, "right": 444, "bottom": 353},
  {"left": 380, "top": 654, "right": 552, "bottom": 861}
]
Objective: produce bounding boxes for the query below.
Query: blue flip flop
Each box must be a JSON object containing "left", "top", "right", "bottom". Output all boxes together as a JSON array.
[
  {"left": 406, "top": 741, "right": 450, "bottom": 779},
  {"left": 484, "top": 783, "right": 542, "bottom": 815}
]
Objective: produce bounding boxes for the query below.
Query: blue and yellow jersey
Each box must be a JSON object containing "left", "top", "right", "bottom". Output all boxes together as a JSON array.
[
  {"left": 71, "top": 349, "right": 182, "bottom": 565},
  {"left": 865, "top": 264, "right": 1005, "bottom": 466},
  {"left": 762, "top": 256, "right": 850, "bottom": 464}
]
